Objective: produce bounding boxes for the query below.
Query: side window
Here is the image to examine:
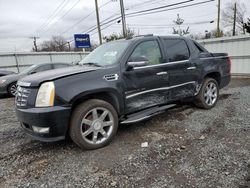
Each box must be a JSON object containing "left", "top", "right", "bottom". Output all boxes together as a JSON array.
[
  {"left": 164, "top": 39, "right": 190, "bottom": 62},
  {"left": 34, "top": 64, "right": 52, "bottom": 73},
  {"left": 130, "top": 40, "right": 162, "bottom": 65},
  {"left": 54, "top": 64, "right": 69, "bottom": 69}
]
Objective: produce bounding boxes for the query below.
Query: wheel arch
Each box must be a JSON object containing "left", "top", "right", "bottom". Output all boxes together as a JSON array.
[
  {"left": 203, "top": 72, "right": 221, "bottom": 87},
  {"left": 70, "top": 89, "right": 123, "bottom": 116}
]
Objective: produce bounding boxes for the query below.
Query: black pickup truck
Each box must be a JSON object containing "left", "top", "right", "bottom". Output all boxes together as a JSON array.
[{"left": 15, "top": 35, "right": 231, "bottom": 150}]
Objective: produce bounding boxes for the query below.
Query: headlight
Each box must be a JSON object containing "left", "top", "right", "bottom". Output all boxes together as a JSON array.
[
  {"left": 0, "top": 80, "right": 6, "bottom": 84},
  {"left": 35, "top": 82, "right": 55, "bottom": 107}
]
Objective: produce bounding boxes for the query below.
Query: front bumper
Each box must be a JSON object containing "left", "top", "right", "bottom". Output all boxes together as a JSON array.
[{"left": 16, "top": 106, "right": 71, "bottom": 142}]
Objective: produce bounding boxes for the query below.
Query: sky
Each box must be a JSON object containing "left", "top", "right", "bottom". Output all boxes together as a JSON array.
[{"left": 0, "top": 0, "right": 249, "bottom": 52}]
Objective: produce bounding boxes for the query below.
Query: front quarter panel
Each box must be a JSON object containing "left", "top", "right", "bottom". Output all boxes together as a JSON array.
[{"left": 54, "top": 67, "right": 124, "bottom": 112}]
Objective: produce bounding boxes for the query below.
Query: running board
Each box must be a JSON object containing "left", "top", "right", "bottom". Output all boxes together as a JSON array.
[{"left": 120, "top": 104, "right": 176, "bottom": 124}]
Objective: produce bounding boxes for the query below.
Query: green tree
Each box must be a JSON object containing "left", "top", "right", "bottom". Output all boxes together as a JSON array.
[
  {"left": 103, "top": 28, "right": 136, "bottom": 42},
  {"left": 204, "top": 29, "right": 224, "bottom": 39}
]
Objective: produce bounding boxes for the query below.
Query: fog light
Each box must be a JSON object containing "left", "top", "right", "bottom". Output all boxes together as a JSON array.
[{"left": 32, "top": 126, "right": 50, "bottom": 133}]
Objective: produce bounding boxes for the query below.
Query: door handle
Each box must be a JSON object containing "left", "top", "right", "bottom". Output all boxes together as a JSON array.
[
  {"left": 187, "top": 66, "right": 196, "bottom": 70},
  {"left": 156, "top": 71, "right": 168, "bottom": 75}
]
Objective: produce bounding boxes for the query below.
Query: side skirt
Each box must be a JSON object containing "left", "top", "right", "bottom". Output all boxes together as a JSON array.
[{"left": 120, "top": 104, "right": 176, "bottom": 124}]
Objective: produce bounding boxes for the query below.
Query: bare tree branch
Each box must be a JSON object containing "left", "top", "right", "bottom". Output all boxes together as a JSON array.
[{"left": 222, "top": 1, "right": 247, "bottom": 34}]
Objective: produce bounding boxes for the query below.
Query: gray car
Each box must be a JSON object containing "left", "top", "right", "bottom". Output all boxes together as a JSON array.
[
  {"left": 0, "top": 70, "right": 15, "bottom": 77},
  {"left": 0, "top": 63, "right": 71, "bottom": 96}
]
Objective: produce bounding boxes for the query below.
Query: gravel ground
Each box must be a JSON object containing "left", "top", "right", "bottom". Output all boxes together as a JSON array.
[{"left": 0, "top": 79, "right": 250, "bottom": 188}]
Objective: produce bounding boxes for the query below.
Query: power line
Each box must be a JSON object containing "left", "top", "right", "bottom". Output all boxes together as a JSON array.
[
  {"left": 126, "top": 0, "right": 215, "bottom": 18},
  {"left": 126, "top": 0, "right": 194, "bottom": 16},
  {"left": 41, "top": 0, "right": 81, "bottom": 34},
  {"left": 41, "top": 14, "right": 121, "bottom": 49},
  {"left": 126, "top": 0, "right": 165, "bottom": 10},
  {"left": 55, "top": 16, "right": 121, "bottom": 48},
  {"left": 127, "top": 20, "right": 215, "bottom": 28},
  {"left": 75, "top": 0, "right": 192, "bottom": 36},
  {"left": 59, "top": 0, "right": 113, "bottom": 36},
  {"left": 86, "top": 0, "right": 215, "bottom": 33},
  {"left": 85, "top": 16, "right": 121, "bottom": 33},
  {"left": 91, "top": 22, "right": 117, "bottom": 36},
  {"left": 38, "top": 0, "right": 70, "bottom": 33},
  {"left": 17, "top": 0, "right": 68, "bottom": 50},
  {"left": 36, "top": 1, "right": 114, "bottom": 48},
  {"left": 35, "top": 0, "right": 67, "bottom": 33},
  {"left": 55, "top": 0, "right": 216, "bottom": 48}
]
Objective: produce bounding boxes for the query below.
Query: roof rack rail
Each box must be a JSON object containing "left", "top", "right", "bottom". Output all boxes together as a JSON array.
[
  {"left": 134, "top": 34, "right": 154, "bottom": 38},
  {"left": 126, "top": 34, "right": 154, "bottom": 40}
]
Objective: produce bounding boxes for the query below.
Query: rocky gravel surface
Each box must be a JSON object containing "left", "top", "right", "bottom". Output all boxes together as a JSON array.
[{"left": 0, "top": 79, "right": 250, "bottom": 187}]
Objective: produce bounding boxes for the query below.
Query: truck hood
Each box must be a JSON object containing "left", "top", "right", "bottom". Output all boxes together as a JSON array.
[{"left": 19, "top": 66, "right": 100, "bottom": 87}]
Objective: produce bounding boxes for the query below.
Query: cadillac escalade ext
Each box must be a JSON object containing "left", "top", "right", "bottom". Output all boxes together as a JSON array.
[{"left": 15, "top": 35, "right": 231, "bottom": 150}]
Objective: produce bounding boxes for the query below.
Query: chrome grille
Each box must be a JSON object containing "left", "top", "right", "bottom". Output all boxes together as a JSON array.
[{"left": 16, "top": 86, "right": 30, "bottom": 107}]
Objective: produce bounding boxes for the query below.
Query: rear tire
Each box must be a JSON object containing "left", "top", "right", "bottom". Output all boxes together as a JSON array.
[
  {"left": 7, "top": 82, "right": 17, "bottom": 97},
  {"left": 195, "top": 78, "right": 219, "bottom": 109},
  {"left": 69, "top": 99, "right": 118, "bottom": 150}
]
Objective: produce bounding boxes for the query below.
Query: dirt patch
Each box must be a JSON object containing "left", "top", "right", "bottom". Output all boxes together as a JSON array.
[{"left": 0, "top": 78, "right": 249, "bottom": 187}]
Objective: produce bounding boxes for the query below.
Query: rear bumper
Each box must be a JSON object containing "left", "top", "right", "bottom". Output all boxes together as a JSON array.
[
  {"left": 220, "top": 74, "right": 231, "bottom": 89},
  {"left": 16, "top": 106, "right": 71, "bottom": 142}
]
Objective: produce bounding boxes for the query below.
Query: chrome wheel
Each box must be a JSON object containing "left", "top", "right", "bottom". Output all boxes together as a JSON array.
[
  {"left": 80, "top": 107, "right": 114, "bottom": 145},
  {"left": 10, "top": 84, "right": 17, "bottom": 96},
  {"left": 204, "top": 82, "right": 218, "bottom": 106}
]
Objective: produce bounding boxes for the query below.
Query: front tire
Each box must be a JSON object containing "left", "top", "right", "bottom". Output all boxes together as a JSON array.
[
  {"left": 69, "top": 99, "right": 118, "bottom": 150},
  {"left": 7, "top": 82, "right": 17, "bottom": 97},
  {"left": 195, "top": 78, "right": 219, "bottom": 109}
]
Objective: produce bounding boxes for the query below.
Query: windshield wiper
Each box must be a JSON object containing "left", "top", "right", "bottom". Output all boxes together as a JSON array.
[{"left": 81, "top": 62, "right": 102, "bottom": 67}]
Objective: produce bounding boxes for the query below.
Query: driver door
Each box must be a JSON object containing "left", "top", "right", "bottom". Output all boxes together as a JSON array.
[{"left": 122, "top": 40, "right": 170, "bottom": 113}]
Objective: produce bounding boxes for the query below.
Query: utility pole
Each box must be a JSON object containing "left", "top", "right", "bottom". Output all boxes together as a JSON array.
[
  {"left": 233, "top": 1, "right": 237, "bottom": 36},
  {"left": 30, "top": 36, "right": 39, "bottom": 52},
  {"left": 216, "top": 0, "right": 221, "bottom": 37},
  {"left": 95, "top": 0, "right": 102, "bottom": 45},
  {"left": 119, "top": 0, "right": 127, "bottom": 38},
  {"left": 67, "top": 42, "right": 71, "bottom": 51}
]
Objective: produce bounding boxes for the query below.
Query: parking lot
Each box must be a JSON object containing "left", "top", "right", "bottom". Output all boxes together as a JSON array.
[{"left": 0, "top": 78, "right": 249, "bottom": 187}]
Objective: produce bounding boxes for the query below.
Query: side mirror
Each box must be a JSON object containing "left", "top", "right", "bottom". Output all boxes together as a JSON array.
[{"left": 126, "top": 56, "right": 149, "bottom": 71}]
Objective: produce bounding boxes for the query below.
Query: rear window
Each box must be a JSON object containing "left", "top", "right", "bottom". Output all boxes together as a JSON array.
[{"left": 164, "top": 39, "right": 190, "bottom": 62}]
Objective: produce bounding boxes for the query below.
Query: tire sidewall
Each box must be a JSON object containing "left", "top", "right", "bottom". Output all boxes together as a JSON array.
[
  {"left": 8, "top": 82, "right": 17, "bottom": 97},
  {"left": 198, "top": 78, "right": 219, "bottom": 109},
  {"left": 70, "top": 99, "right": 118, "bottom": 150}
]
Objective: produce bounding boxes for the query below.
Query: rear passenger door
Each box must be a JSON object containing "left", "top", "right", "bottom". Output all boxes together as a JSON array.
[{"left": 162, "top": 38, "right": 197, "bottom": 100}]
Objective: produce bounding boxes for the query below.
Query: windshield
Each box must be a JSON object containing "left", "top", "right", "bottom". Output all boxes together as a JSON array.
[
  {"left": 79, "top": 40, "right": 130, "bottom": 67},
  {"left": 21, "top": 64, "right": 37, "bottom": 74}
]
